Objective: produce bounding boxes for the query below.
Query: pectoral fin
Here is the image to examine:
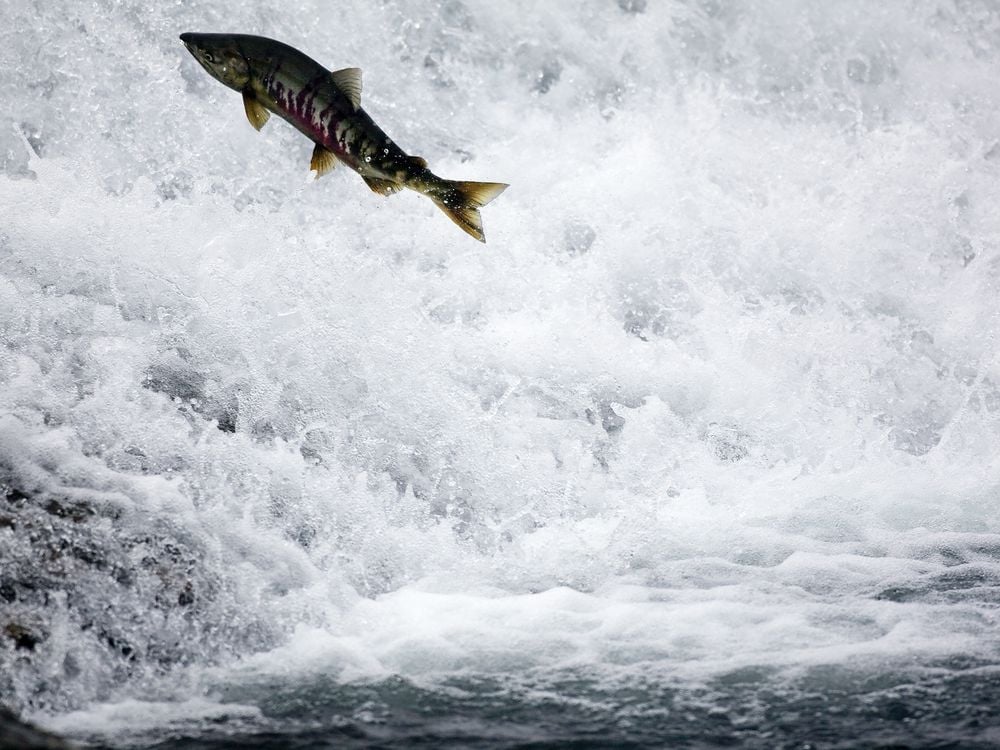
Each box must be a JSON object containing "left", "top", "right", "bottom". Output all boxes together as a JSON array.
[
  {"left": 242, "top": 91, "right": 270, "bottom": 131},
  {"left": 362, "top": 175, "right": 400, "bottom": 196},
  {"left": 310, "top": 143, "right": 339, "bottom": 177},
  {"left": 331, "top": 67, "right": 362, "bottom": 110}
]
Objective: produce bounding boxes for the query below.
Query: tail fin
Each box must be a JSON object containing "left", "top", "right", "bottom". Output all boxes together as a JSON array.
[{"left": 430, "top": 180, "right": 508, "bottom": 243}]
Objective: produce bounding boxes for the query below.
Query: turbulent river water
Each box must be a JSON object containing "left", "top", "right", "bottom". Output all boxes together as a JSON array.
[{"left": 3, "top": 1, "right": 1000, "bottom": 748}]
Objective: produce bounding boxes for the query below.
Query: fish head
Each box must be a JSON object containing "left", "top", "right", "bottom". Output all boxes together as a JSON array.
[{"left": 180, "top": 33, "right": 251, "bottom": 91}]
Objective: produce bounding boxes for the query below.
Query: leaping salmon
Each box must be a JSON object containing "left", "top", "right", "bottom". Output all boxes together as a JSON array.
[{"left": 180, "top": 32, "right": 508, "bottom": 242}]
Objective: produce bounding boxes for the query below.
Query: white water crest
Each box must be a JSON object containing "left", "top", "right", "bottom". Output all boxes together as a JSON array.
[{"left": 2, "top": 0, "right": 1000, "bottom": 746}]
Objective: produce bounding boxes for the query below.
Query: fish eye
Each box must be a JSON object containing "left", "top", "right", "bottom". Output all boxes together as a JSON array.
[{"left": 203, "top": 52, "right": 216, "bottom": 64}]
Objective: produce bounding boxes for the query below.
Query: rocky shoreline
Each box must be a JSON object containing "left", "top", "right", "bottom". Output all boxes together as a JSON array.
[{"left": 0, "top": 465, "right": 273, "bottom": 719}]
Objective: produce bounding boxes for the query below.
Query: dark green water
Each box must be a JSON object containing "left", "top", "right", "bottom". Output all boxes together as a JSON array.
[{"left": 75, "top": 663, "right": 1000, "bottom": 749}]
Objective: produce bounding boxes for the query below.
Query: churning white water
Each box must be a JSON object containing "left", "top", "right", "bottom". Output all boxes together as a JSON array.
[{"left": 2, "top": 0, "right": 1000, "bottom": 747}]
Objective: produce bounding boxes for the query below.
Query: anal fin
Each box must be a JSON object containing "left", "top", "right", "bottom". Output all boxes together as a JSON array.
[
  {"left": 310, "top": 143, "right": 339, "bottom": 177},
  {"left": 362, "top": 175, "right": 400, "bottom": 196},
  {"left": 243, "top": 90, "right": 270, "bottom": 131}
]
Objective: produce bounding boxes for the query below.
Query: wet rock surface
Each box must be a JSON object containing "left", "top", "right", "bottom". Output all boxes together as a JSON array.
[
  {"left": 0, "top": 705, "right": 71, "bottom": 749},
  {"left": 0, "top": 479, "right": 272, "bottom": 715}
]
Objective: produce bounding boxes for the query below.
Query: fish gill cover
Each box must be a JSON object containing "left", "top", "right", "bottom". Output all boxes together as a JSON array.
[{"left": 1, "top": 0, "right": 1000, "bottom": 747}]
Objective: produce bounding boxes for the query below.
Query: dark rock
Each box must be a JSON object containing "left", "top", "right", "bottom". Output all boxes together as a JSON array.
[
  {"left": 178, "top": 582, "right": 195, "bottom": 607},
  {"left": 4, "top": 623, "right": 42, "bottom": 651},
  {"left": 43, "top": 499, "right": 95, "bottom": 523},
  {"left": 215, "top": 408, "right": 237, "bottom": 433},
  {"left": 104, "top": 632, "right": 138, "bottom": 662},
  {"left": 3, "top": 487, "right": 29, "bottom": 504},
  {"left": 0, "top": 705, "right": 72, "bottom": 749},
  {"left": 0, "top": 477, "right": 275, "bottom": 714}
]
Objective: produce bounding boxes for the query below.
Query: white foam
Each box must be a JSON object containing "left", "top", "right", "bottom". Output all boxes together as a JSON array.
[
  {"left": 3, "top": 0, "right": 1000, "bottom": 738},
  {"left": 36, "top": 698, "right": 263, "bottom": 743}
]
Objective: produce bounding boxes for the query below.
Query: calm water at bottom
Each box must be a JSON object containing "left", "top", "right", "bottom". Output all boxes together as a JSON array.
[{"left": 79, "top": 661, "right": 1000, "bottom": 750}]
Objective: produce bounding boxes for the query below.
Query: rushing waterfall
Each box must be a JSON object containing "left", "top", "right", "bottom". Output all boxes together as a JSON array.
[{"left": 2, "top": 0, "right": 1000, "bottom": 747}]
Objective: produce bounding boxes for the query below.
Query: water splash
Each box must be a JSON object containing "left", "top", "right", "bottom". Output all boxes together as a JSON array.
[{"left": 2, "top": 0, "right": 1000, "bottom": 745}]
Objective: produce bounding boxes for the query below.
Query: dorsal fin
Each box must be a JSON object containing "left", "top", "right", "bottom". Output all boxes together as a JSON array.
[
  {"left": 331, "top": 67, "right": 362, "bottom": 110},
  {"left": 408, "top": 156, "right": 428, "bottom": 170}
]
